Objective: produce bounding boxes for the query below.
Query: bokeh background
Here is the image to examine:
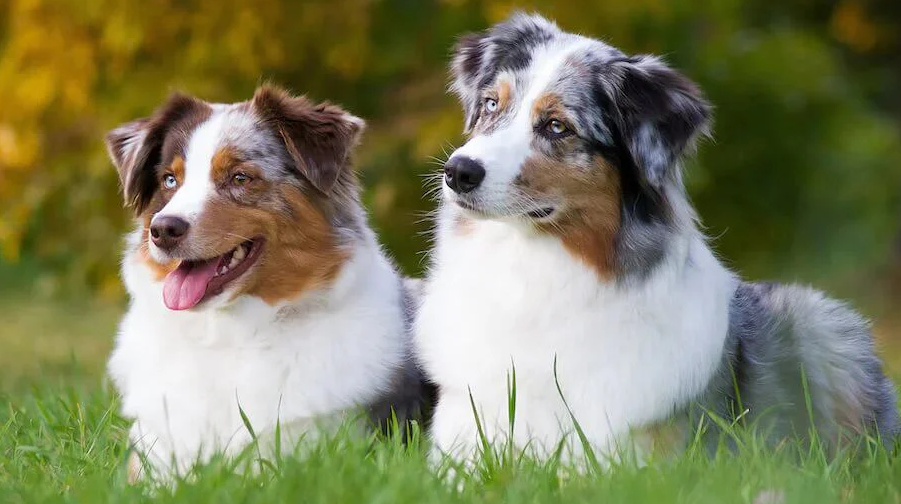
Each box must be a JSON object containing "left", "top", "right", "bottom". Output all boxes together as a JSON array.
[{"left": 0, "top": 0, "right": 899, "bottom": 393}]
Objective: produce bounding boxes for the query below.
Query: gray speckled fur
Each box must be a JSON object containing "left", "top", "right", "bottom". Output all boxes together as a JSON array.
[
  {"left": 695, "top": 282, "right": 899, "bottom": 450},
  {"left": 449, "top": 12, "right": 707, "bottom": 282},
  {"left": 366, "top": 277, "right": 437, "bottom": 437},
  {"left": 445, "top": 12, "right": 898, "bottom": 452}
]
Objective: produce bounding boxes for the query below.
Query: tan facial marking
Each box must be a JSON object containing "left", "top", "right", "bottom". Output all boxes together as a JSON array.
[
  {"left": 520, "top": 153, "right": 622, "bottom": 279},
  {"left": 185, "top": 183, "right": 348, "bottom": 306},
  {"left": 531, "top": 92, "right": 567, "bottom": 123},
  {"left": 125, "top": 86, "right": 359, "bottom": 306},
  {"left": 497, "top": 79, "right": 512, "bottom": 111},
  {"left": 242, "top": 185, "right": 348, "bottom": 304},
  {"left": 476, "top": 78, "right": 515, "bottom": 134},
  {"left": 209, "top": 145, "right": 267, "bottom": 199},
  {"left": 136, "top": 156, "right": 184, "bottom": 280},
  {"left": 137, "top": 233, "right": 178, "bottom": 281},
  {"left": 211, "top": 146, "right": 240, "bottom": 182},
  {"left": 168, "top": 156, "right": 185, "bottom": 182},
  {"left": 136, "top": 150, "right": 347, "bottom": 305}
]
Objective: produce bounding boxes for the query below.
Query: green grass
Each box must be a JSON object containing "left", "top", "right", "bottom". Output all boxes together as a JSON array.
[
  {"left": 1, "top": 284, "right": 900, "bottom": 503},
  {"left": 2, "top": 385, "right": 900, "bottom": 503}
]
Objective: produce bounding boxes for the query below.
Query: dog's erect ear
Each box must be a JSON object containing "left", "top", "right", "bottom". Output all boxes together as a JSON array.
[
  {"left": 105, "top": 93, "right": 210, "bottom": 215},
  {"left": 252, "top": 85, "right": 364, "bottom": 195},
  {"left": 450, "top": 13, "right": 559, "bottom": 132},
  {"left": 605, "top": 56, "right": 711, "bottom": 192}
]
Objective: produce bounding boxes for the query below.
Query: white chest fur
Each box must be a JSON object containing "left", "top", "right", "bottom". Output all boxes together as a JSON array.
[
  {"left": 415, "top": 211, "right": 735, "bottom": 462},
  {"left": 108, "top": 230, "right": 407, "bottom": 477}
]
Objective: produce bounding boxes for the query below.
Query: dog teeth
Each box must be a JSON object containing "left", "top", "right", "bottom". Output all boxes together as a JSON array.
[{"left": 216, "top": 242, "right": 252, "bottom": 277}]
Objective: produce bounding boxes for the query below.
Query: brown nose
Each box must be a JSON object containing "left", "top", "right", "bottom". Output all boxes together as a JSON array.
[{"left": 150, "top": 216, "right": 189, "bottom": 250}]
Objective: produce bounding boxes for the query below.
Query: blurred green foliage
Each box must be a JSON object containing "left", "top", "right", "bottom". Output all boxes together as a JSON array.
[{"left": 0, "top": 0, "right": 899, "bottom": 304}]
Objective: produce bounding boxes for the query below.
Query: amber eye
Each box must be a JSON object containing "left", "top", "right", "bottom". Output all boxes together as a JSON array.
[
  {"left": 484, "top": 97, "right": 498, "bottom": 113},
  {"left": 162, "top": 173, "right": 177, "bottom": 189},
  {"left": 232, "top": 173, "right": 251, "bottom": 185},
  {"left": 547, "top": 119, "right": 569, "bottom": 136}
]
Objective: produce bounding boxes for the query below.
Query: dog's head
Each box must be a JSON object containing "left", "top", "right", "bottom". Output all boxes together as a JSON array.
[
  {"left": 106, "top": 85, "right": 364, "bottom": 310},
  {"left": 444, "top": 13, "right": 710, "bottom": 279}
]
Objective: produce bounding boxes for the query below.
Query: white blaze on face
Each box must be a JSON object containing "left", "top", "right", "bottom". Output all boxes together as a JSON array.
[
  {"left": 445, "top": 39, "right": 593, "bottom": 211},
  {"left": 149, "top": 111, "right": 227, "bottom": 258}
]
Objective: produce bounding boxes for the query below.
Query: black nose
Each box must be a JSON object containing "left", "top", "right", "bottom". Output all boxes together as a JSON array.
[
  {"left": 150, "top": 216, "right": 189, "bottom": 250},
  {"left": 444, "top": 156, "right": 486, "bottom": 194}
]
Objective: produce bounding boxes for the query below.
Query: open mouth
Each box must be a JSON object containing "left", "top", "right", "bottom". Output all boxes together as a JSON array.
[{"left": 162, "top": 238, "right": 265, "bottom": 311}]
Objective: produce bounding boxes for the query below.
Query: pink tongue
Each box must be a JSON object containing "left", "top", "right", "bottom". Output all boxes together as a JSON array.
[{"left": 162, "top": 259, "right": 221, "bottom": 310}]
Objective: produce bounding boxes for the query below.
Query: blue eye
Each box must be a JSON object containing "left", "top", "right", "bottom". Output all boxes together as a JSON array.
[
  {"left": 163, "top": 174, "right": 177, "bottom": 189},
  {"left": 484, "top": 98, "right": 498, "bottom": 113}
]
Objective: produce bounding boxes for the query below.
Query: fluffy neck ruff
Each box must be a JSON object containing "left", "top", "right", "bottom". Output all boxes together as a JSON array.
[{"left": 416, "top": 203, "right": 736, "bottom": 459}]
